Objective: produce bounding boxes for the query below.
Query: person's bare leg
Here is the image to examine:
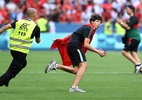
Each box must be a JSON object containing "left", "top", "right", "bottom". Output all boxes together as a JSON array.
[
  {"left": 57, "top": 62, "right": 87, "bottom": 86},
  {"left": 131, "top": 51, "right": 142, "bottom": 71},
  {"left": 57, "top": 64, "right": 78, "bottom": 74},
  {"left": 130, "top": 51, "right": 141, "bottom": 64},
  {"left": 122, "top": 50, "right": 139, "bottom": 65},
  {"left": 72, "top": 62, "right": 87, "bottom": 86}
]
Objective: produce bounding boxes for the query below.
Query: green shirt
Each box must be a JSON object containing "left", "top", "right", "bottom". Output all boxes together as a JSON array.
[{"left": 126, "top": 15, "right": 141, "bottom": 41}]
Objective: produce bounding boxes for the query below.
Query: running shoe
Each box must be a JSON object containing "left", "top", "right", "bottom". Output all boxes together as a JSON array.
[
  {"left": 69, "top": 86, "right": 86, "bottom": 92},
  {"left": 134, "top": 64, "right": 142, "bottom": 73},
  {"left": 45, "top": 59, "right": 57, "bottom": 73}
]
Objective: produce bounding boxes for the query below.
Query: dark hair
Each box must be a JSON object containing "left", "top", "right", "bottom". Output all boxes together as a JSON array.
[
  {"left": 127, "top": 5, "right": 135, "bottom": 12},
  {"left": 90, "top": 14, "right": 102, "bottom": 23}
]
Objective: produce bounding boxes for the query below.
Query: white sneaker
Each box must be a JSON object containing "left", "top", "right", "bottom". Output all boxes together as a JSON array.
[
  {"left": 69, "top": 86, "right": 86, "bottom": 92},
  {"left": 45, "top": 59, "right": 57, "bottom": 73},
  {"left": 134, "top": 64, "right": 142, "bottom": 73}
]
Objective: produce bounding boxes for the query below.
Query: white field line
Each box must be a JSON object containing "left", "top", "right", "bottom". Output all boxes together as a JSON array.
[{"left": 14, "top": 71, "right": 134, "bottom": 74}]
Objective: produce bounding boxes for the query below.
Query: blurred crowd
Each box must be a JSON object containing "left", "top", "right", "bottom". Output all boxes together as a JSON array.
[{"left": 0, "top": 0, "right": 142, "bottom": 33}]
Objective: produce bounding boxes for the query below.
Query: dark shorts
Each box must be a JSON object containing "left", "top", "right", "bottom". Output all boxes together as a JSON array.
[
  {"left": 123, "top": 38, "right": 140, "bottom": 52},
  {"left": 67, "top": 42, "right": 86, "bottom": 67}
]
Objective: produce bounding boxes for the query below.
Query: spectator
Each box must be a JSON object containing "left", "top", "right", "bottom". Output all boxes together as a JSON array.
[
  {"left": 16, "top": 6, "right": 24, "bottom": 20},
  {"left": 93, "top": 0, "right": 104, "bottom": 5},
  {"left": 101, "top": 0, "right": 112, "bottom": 11},
  {"left": 58, "top": 9, "right": 68, "bottom": 23},
  {"left": 101, "top": 8, "right": 112, "bottom": 22},
  {"left": 49, "top": 7, "right": 60, "bottom": 22},
  {"left": 85, "top": 0, "right": 94, "bottom": 15},
  {"left": 0, "top": 6, "right": 9, "bottom": 27},
  {"left": 115, "top": 12, "right": 125, "bottom": 35},
  {"left": 111, "top": 8, "right": 118, "bottom": 32},
  {"left": 12, "top": 0, "right": 20, "bottom": 4},
  {"left": 48, "top": 19, "right": 56, "bottom": 33},
  {"left": 43, "top": 0, "right": 56, "bottom": 16},
  {"left": 5, "top": 0, "right": 17, "bottom": 13},
  {"left": 61, "top": 0, "right": 72, "bottom": 11},
  {"left": 0, "top": 0, "right": 5, "bottom": 8},
  {"left": 74, "top": 4, "right": 82, "bottom": 23},
  {"left": 112, "top": 0, "right": 121, "bottom": 12},
  {"left": 93, "top": 3, "right": 103, "bottom": 15},
  {"left": 104, "top": 18, "right": 112, "bottom": 35},
  {"left": 81, "top": 9, "right": 90, "bottom": 24}
]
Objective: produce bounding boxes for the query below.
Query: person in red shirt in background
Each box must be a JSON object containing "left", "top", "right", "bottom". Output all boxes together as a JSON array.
[
  {"left": 0, "top": 6, "right": 9, "bottom": 27},
  {"left": 135, "top": 1, "right": 142, "bottom": 27},
  {"left": 60, "top": 0, "right": 72, "bottom": 11},
  {"left": 58, "top": 9, "right": 68, "bottom": 23},
  {"left": 74, "top": 5, "right": 82, "bottom": 23}
]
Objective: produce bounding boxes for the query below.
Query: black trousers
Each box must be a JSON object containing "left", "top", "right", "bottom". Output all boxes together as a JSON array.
[{"left": 0, "top": 50, "right": 27, "bottom": 86}]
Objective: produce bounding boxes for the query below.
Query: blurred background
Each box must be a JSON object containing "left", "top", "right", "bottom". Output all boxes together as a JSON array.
[{"left": 0, "top": 0, "right": 142, "bottom": 51}]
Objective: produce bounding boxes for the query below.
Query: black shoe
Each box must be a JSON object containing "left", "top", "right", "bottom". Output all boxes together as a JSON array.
[
  {"left": 0, "top": 78, "right": 3, "bottom": 87},
  {"left": 4, "top": 82, "right": 9, "bottom": 87},
  {"left": 139, "top": 71, "right": 142, "bottom": 74},
  {"left": 134, "top": 64, "right": 142, "bottom": 73},
  {"left": 0, "top": 83, "right": 3, "bottom": 87},
  {"left": 0, "top": 78, "right": 9, "bottom": 87}
]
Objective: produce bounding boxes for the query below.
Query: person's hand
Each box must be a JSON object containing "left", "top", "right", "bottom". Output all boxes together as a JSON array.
[
  {"left": 99, "top": 50, "right": 107, "bottom": 57},
  {"left": 116, "top": 18, "right": 123, "bottom": 24}
]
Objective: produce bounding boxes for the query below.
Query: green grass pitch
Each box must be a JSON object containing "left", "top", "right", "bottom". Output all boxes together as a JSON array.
[{"left": 0, "top": 50, "right": 142, "bottom": 100}]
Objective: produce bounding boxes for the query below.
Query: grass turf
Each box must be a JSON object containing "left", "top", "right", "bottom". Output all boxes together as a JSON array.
[{"left": 0, "top": 50, "right": 142, "bottom": 100}]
